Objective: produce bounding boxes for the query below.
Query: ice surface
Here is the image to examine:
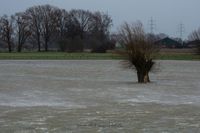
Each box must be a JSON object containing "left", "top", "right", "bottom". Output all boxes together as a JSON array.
[{"left": 0, "top": 60, "right": 200, "bottom": 132}]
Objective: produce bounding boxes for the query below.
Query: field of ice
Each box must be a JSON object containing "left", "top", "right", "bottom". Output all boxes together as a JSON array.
[{"left": 0, "top": 60, "right": 200, "bottom": 132}]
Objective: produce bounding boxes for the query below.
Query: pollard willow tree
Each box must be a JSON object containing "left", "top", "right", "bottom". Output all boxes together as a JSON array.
[{"left": 118, "top": 21, "right": 158, "bottom": 83}]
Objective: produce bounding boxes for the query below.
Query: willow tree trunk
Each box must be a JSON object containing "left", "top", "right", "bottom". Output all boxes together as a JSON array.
[{"left": 137, "top": 71, "right": 150, "bottom": 83}]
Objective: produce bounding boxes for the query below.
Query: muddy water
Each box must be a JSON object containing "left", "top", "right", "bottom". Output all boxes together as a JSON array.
[{"left": 0, "top": 60, "right": 200, "bottom": 132}]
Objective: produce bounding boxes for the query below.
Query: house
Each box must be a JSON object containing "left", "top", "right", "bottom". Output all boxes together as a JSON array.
[{"left": 155, "top": 37, "right": 182, "bottom": 48}]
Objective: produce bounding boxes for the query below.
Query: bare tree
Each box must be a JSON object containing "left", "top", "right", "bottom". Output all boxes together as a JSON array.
[
  {"left": 0, "top": 15, "right": 14, "bottom": 52},
  {"left": 69, "top": 9, "right": 93, "bottom": 39},
  {"left": 61, "top": 9, "right": 94, "bottom": 52},
  {"left": 40, "top": 5, "right": 61, "bottom": 51},
  {"left": 25, "top": 6, "right": 43, "bottom": 52},
  {"left": 57, "top": 9, "right": 69, "bottom": 38},
  {"left": 14, "top": 12, "right": 31, "bottom": 52},
  {"left": 91, "top": 11, "right": 112, "bottom": 40},
  {"left": 118, "top": 22, "right": 158, "bottom": 83},
  {"left": 90, "top": 12, "right": 112, "bottom": 52},
  {"left": 188, "top": 28, "right": 200, "bottom": 54}
]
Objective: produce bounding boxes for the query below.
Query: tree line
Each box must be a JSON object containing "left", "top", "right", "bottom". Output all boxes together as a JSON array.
[{"left": 0, "top": 5, "right": 114, "bottom": 53}]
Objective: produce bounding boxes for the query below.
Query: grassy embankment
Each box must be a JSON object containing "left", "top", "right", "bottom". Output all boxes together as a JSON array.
[
  {"left": 0, "top": 52, "right": 122, "bottom": 60},
  {"left": 0, "top": 49, "right": 199, "bottom": 60},
  {"left": 157, "top": 49, "right": 200, "bottom": 60}
]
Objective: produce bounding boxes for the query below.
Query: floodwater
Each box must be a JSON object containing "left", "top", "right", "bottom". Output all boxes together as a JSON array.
[{"left": 0, "top": 60, "right": 200, "bottom": 133}]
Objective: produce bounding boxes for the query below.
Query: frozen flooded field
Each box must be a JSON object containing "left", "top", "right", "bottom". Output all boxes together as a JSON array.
[{"left": 0, "top": 60, "right": 200, "bottom": 133}]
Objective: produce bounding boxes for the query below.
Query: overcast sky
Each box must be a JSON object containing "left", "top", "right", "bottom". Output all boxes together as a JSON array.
[{"left": 0, "top": 0, "right": 200, "bottom": 39}]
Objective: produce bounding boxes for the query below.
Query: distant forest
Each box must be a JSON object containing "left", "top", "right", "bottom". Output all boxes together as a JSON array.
[{"left": 0, "top": 4, "right": 115, "bottom": 53}]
